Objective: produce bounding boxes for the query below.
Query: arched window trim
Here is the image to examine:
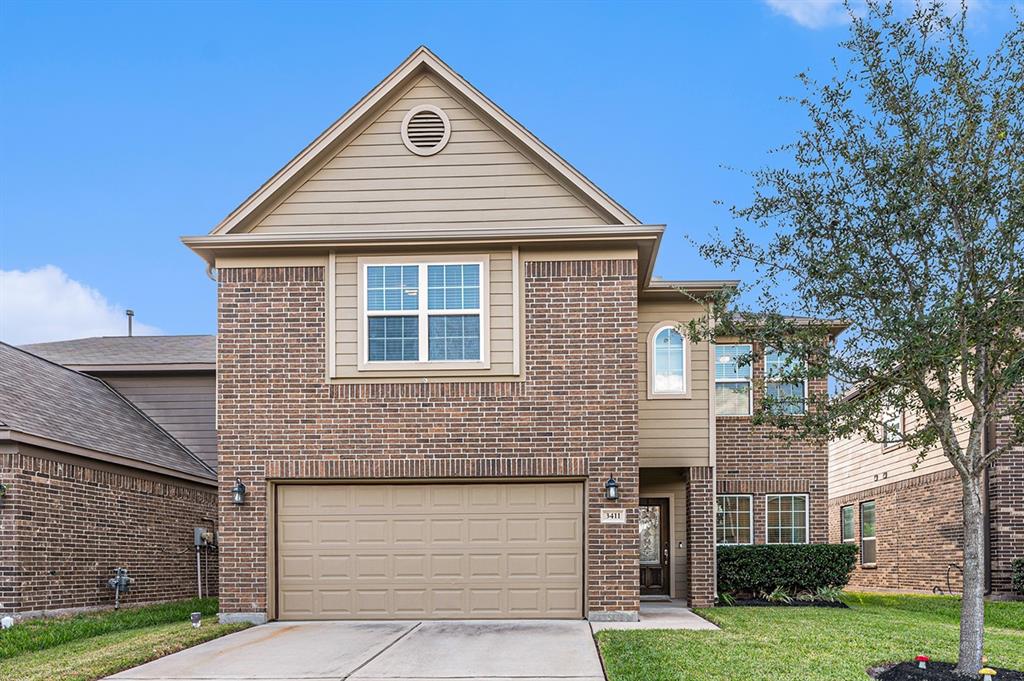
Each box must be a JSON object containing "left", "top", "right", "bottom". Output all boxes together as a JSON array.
[{"left": 647, "top": 321, "right": 690, "bottom": 400}]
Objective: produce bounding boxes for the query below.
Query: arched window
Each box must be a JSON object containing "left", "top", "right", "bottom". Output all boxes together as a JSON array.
[{"left": 650, "top": 323, "right": 686, "bottom": 397}]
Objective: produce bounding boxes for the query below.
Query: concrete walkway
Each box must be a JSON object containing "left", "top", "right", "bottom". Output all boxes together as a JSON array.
[
  {"left": 590, "top": 600, "right": 719, "bottom": 632},
  {"left": 108, "top": 619, "right": 605, "bottom": 681}
]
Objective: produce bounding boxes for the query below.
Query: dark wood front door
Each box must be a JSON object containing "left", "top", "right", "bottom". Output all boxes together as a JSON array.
[{"left": 639, "top": 498, "right": 670, "bottom": 596}]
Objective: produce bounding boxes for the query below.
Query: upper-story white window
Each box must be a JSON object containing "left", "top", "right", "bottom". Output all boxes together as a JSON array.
[
  {"left": 715, "top": 343, "right": 752, "bottom": 415},
  {"left": 649, "top": 323, "right": 687, "bottom": 398},
  {"left": 361, "top": 257, "right": 488, "bottom": 369},
  {"left": 764, "top": 349, "right": 807, "bottom": 415}
]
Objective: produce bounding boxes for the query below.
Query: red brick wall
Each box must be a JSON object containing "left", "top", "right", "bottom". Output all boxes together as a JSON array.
[
  {"left": 827, "top": 469, "right": 964, "bottom": 593},
  {"left": 686, "top": 466, "right": 715, "bottom": 607},
  {"left": 990, "top": 382, "right": 1023, "bottom": 596},
  {"left": 216, "top": 260, "right": 640, "bottom": 619},
  {"left": 716, "top": 344, "right": 830, "bottom": 545},
  {"left": 0, "top": 446, "right": 217, "bottom": 616}
]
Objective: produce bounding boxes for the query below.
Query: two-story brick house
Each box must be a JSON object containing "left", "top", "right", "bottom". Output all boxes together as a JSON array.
[{"left": 183, "top": 47, "right": 837, "bottom": 624}]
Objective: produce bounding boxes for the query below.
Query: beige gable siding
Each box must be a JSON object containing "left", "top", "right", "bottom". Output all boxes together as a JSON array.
[
  {"left": 333, "top": 249, "right": 517, "bottom": 380},
  {"left": 248, "top": 74, "right": 607, "bottom": 234},
  {"left": 104, "top": 374, "right": 217, "bottom": 468},
  {"left": 828, "top": 398, "right": 973, "bottom": 499},
  {"left": 638, "top": 301, "right": 711, "bottom": 467}
]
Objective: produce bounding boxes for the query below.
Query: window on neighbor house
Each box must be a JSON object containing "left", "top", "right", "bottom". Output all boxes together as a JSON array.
[
  {"left": 364, "top": 261, "right": 485, "bottom": 365},
  {"left": 841, "top": 505, "right": 855, "bottom": 543},
  {"left": 651, "top": 324, "right": 686, "bottom": 395},
  {"left": 764, "top": 348, "right": 806, "bottom": 415},
  {"left": 861, "top": 501, "right": 877, "bottom": 565},
  {"left": 766, "top": 494, "right": 808, "bottom": 544},
  {"left": 716, "top": 495, "right": 753, "bottom": 545},
  {"left": 715, "top": 344, "right": 752, "bottom": 415},
  {"left": 883, "top": 409, "right": 905, "bottom": 446}
]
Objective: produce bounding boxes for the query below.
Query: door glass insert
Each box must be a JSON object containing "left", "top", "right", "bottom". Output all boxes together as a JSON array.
[{"left": 639, "top": 505, "right": 661, "bottom": 564}]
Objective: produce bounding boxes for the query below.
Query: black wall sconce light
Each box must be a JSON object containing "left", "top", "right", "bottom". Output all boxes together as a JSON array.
[
  {"left": 604, "top": 476, "right": 619, "bottom": 501},
  {"left": 0, "top": 482, "right": 7, "bottom": 505},
  {"left": 231, "top": 478, "right": 247, "bottom": 506}
]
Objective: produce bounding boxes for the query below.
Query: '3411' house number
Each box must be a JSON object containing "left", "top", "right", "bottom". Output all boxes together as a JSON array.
[{"left": 600, "top": 508, "right": 626, "bottom": 524}]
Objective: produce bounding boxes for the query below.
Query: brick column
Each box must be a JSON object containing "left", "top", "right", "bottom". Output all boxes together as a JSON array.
[{"left": 687, "top": 466, "right": 716, "bottom": 607}]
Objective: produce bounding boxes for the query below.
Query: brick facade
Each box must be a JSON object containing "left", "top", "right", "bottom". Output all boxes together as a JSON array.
[
  {"left": 990, "top": 383, "right": 1024, "bottom": 596},
  {"left": 685, "top": 466, "right": 715, "bottom": 607},
  {"left": 0, "top": 445, "right": 218, "bottom": 616},
  {"left": 828, "top": 469, "right": 965, "bottom": 593},
  {"left": 216, "top": 260, "right": 640, "bottom": 620},
  {"left": 716, "top": 345, "right": 831, "bottom": 545}
]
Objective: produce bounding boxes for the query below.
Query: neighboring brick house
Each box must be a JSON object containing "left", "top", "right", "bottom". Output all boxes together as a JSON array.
[
  {"left": 181, "top": 47, "right": 837, "bottom": 624},
  {"left": 0, "top": 343, "right": 218, "bottom": 618},
  {"left": 828, "top": 383, "right": 1023, "bottom": 597}
]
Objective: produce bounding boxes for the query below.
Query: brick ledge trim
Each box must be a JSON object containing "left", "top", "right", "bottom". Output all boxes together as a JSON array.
[
  {"left": 219, "top": 266, "right": 323, "bottom": 283},
  {"left": 718, "top": 479, "right": 812, "bottom": 494},
  {"left": 330, "top": 381, "right": 525, "bottom": 399},
  {"left": 265, "top": 456, "right": 589, "bottom": 480},
  {"left": 828, "top": 467, "right": 960, "bottom": 506}
]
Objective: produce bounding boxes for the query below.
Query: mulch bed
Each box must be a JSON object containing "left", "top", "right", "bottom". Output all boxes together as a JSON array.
[
  {"left": 871, "top": 661, "right": 1023, "bottom": 680},
  {"left": 725, "top": 598, "right": 848, "bottom": 608}
]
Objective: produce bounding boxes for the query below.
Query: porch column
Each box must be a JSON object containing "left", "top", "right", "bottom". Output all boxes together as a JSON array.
[{"left": 686, "top": 466, "right": 716, "bottom": 607}]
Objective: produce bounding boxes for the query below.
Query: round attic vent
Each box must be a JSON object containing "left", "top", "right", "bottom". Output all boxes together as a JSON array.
[{"left": 401, "top": 105, "right": 451, "bottom": 156}]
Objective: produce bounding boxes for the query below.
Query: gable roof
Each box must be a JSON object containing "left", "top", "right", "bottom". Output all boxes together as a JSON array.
[
  {"left": 21, "top": 335, "right": 216, "bottom": 372},
  {"left": 205, "top": 46, "right": 640, "bottom": 237},
  {"left": 0, "top": 343, "right": 216, "bottom": 483}
]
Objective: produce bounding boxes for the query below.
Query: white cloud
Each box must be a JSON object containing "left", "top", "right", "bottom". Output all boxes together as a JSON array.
[
  {"left": 764, "top": 0, "right": 850, "bottom": 29},
  {"left": 0, "top": 265, "right": 160, "bottom": 345}
]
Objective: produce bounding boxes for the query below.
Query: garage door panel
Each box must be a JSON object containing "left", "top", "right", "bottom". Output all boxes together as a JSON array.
[{"left": 277, "top": 482, "right": 583, "bottom": 620}]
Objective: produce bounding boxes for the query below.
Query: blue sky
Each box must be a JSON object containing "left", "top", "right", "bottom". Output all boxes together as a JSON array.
[{"left": 0, "top": 0, "right": 1015, "bottom": 343}]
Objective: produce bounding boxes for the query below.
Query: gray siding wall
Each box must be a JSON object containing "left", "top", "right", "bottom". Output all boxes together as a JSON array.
[{"left": 104, "top": 374, "right": 217, "bottom": 468}]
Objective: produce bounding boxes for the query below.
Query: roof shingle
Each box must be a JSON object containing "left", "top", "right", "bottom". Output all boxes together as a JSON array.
[{"left": 20, "top": 335, "right": 215, "bottom": 368}]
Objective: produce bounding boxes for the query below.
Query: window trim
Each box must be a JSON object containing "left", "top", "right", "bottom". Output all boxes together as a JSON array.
[
  {"left": 716, "top": 494, "right": 754, "bottom": 546},
  {"left": 860, "top": 500, "right": 877, "bottom": 566},
  {"left": 764, "top": 348, "right": 808, "bottom": 416},
  {"left": 357, "top": 255, "right": 491, "bottom": 371},
  {"left": 714, "top": 343, "right": 753, "bottom": 416},
  {"left": 840, "top": 504, "right": 855, "bottom": 543},
  {"left": 764, "top": 493, "right": 810, "bottom": 545},
  {"left": 882, "top": 409, "right": 905, "bottom": 449},
  {"left": 647, "top": 321, "right": 690, "bottom": 399}
]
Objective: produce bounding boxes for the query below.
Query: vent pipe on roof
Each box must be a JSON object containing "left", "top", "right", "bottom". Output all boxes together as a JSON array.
[{"left": 126, "top": 309, "right": 134, "bottom": 337}]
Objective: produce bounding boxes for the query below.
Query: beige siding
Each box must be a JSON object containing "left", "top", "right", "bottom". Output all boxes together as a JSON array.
[
  {"left": 333, "top": 249, "right": 517, "bottom": 379},
  {"left": 828, "top": 398, "right": 973, "bottom": 499},
  {"left": 104, "top": 374, "right": 217, "bottom": 468},
  {"left": 248, "top": 74, "right": 606, "bottom": 234},
  {"left": 638, "top": 301, "right": 711, "bottom": 468}
]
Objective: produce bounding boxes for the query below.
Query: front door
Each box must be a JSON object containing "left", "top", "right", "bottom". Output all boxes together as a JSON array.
[{"left": 639, "top": 498, "right": 670, "bottom": 596}]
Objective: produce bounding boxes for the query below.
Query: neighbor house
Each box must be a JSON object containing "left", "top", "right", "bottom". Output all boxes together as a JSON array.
[
  {"left": 0, "top": 342, "right": 218, "bottom": 618},
  {"left": 828, "top": 385, "right": 1023, "bottom": 597},
  {"left": 181, "top": 47, "right": 839, "bottom": 624},
  {"left": 23, "top": 335, "right": 218, "bottom": 469}
]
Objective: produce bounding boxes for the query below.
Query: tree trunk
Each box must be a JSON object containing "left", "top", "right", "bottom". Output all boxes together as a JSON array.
[{"left": 955, "top": 472, "right": 986, "bottom": 676}]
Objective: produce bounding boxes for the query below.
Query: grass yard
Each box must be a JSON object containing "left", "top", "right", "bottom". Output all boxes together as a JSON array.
[
  {"left": 596, "top": 593, "right": 1024, "bottom": 681},
  {"left": 0, "top": 599, "right": 250, "bottom": 681}
]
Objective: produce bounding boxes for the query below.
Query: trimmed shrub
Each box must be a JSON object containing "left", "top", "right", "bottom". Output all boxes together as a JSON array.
[
  {"left": 1013, "top": 557, "right": 1024, "bottom": 596},
  {"left": 717, "top": 544, "right": 858, "bottom": 596}
]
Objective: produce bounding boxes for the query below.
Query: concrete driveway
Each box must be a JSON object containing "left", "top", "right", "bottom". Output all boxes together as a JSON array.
[{"left": 108, "top": 619, "right": 605, "bottom": 681}]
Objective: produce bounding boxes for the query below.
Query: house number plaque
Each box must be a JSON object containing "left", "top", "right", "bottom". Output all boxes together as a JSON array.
[{"left": 600, "top": 508, "right": 626, "bottom": 524}]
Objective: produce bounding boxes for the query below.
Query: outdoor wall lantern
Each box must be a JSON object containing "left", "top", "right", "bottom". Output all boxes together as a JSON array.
[
  {"left": 231, "top": 479, "right": 247, "bottom": 506},
  {"left": 0, "top": 482, "right": 7, "bottom": 506},
  {"left": 604, "top": 477, "right": 619, "bottom": 501}
]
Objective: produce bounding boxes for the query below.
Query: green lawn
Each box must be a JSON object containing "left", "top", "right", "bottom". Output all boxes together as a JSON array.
[
  {"left": 0, "top": 599, "right": 250, "bottom": 681},
  {"left": 596, "top": 593, "right": 1024, "bottom": 681}
]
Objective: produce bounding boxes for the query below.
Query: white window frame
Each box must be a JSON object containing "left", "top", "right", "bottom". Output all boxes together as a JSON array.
[
  {"left": 764, "top": 349, "right": 808, "bottom": 416},
  {"left": 357, "top": 255, "right": 490, "bottom": 371},
  {"left": 648, "top": 321, "right": 689, "bottom": 399},
  {"left": 716, "top": 494, "right": 754, "bottom": 546},
  {"left": 714, "top": 343, "right": 753, "bottom": 416},
  {"left": 882, "top": 409, "right": 905, "bottom": 447},
  {"left": 840, "top": 504, "right": 855, "bottom": 543},
  {"left": 764, "top": 493, "right": 810, "bottom": 545},
  {"left": 860, "top": 500, "right": 877, "bottom": 566}
]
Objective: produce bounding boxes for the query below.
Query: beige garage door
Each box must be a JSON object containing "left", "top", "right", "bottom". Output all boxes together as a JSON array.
[{"left": 275, "top": 482, "right": 584, "bottom": 620}]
